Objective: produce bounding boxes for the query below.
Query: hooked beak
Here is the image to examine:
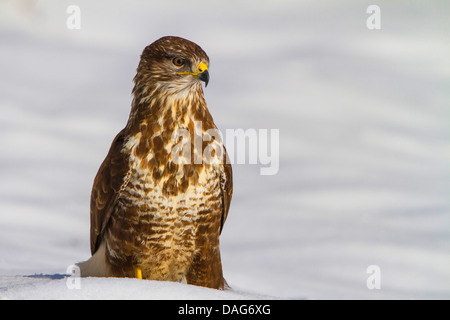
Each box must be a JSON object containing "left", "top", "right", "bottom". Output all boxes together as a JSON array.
[
  {"left": 178, "top": 62, "right": 209, "bottom": 87},
  {"left": 197, "top": 69, "right": 209, "bottom": 87},
  {"left": 194, "top": 62, "right": 209, "bottom": 87}
]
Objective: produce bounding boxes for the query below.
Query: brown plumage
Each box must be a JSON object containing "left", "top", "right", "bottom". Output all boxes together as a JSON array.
[{"left": 78, "top": 36, "right": 233, "bottom": 289}]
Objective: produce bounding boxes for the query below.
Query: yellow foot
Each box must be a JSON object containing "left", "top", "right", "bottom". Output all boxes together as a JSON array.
[{"left": 135, "top": 266, "right": 142, "bottom": 280}]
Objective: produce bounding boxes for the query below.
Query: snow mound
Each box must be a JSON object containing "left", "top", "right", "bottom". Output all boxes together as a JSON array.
[{"left": 0, "top": 275, "right": 272, "bottom": 300}]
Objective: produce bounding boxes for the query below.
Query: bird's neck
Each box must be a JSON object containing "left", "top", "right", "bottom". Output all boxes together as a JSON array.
[{"left": 126, "top": 81, "right": 213, "bottom": 135}]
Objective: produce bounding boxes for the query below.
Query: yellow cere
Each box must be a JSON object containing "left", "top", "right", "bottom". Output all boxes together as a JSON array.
[{"left": 179, "top": 62, "right": 208, "bottom": 76}]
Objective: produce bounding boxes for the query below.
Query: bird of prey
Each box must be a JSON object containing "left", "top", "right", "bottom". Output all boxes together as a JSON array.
[{"left": 78, "top": 36, "right": 233, "bottom": 290}]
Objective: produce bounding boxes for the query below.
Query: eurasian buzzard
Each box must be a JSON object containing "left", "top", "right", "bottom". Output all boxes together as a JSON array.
[{"left": 78, "top": 36, "right": 233, "bottom": 290}]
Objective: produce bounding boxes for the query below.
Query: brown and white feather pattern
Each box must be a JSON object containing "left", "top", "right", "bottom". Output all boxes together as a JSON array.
[{"left": 78, "top": 36, "right": 232, "bottom": 289}]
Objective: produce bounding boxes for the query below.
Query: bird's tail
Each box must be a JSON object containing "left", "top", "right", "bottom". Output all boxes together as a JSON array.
[{"left": 76, "top": 241, "right": 112, "bottom": 277}]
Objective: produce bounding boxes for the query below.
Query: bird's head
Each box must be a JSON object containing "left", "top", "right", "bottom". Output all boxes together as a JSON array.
[{"left": 134, "top": 36, "right": 210, "bottom": 95}]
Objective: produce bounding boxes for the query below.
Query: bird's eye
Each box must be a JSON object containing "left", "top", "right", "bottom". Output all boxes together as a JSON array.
[{"left": 172, "top": 57, "right": 185, "bottom": 67}]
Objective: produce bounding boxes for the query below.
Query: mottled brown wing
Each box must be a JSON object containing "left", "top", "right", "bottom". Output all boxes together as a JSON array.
[
  {"left": 90, "top": 129, "right": 130, "bottom": 254},
  {"left": 219, "top": 147, "right": 233, "bottom": 234}
]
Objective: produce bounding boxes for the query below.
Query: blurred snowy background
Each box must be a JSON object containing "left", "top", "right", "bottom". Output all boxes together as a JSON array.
[{"left": 0, "top": 0, "right": 449, "bottom": 299}]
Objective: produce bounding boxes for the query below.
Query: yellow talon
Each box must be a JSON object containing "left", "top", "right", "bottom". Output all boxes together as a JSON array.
[{"left": 135, "top": 267, "right": 142, "bottom": 279}]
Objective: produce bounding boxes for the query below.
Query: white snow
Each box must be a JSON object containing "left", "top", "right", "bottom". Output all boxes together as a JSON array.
[
  {"left": 0, "top": 275, "right": 271, "bottom": 300},
  {"left": 0, "top": 0, "right": 449, "bottom": 300}
]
